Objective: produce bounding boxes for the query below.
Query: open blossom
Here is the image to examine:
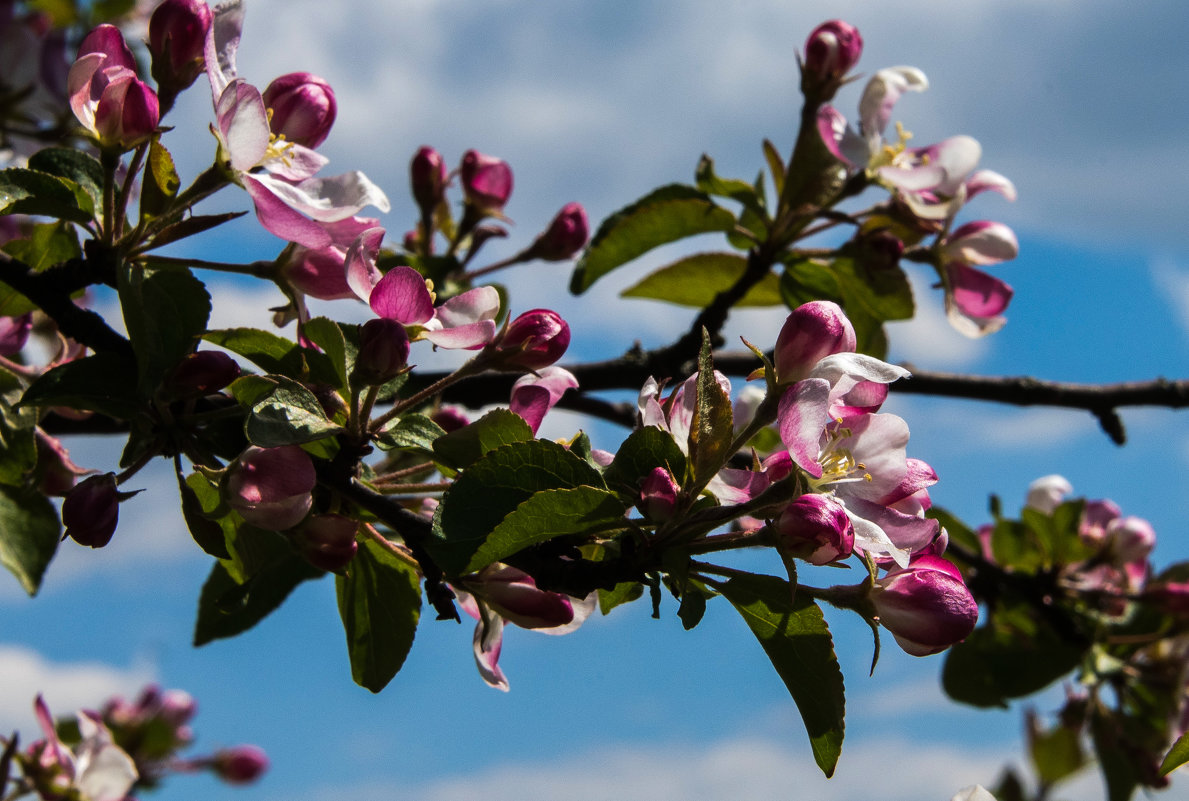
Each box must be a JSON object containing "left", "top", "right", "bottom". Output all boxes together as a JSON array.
[
  {"left": 204, "top": 0, "right": 388, "bottom": 248},
  {"left": 510, "top": 366, "right": 578, "bottom": 434},
  {"left": 938, "top": 220, "right": 1019, "bottom": 337},
  {"left": 345, "top": 227, "right": 500, "bottom": 349},
  {"left": 24, "top": 695, "right": 138, "bottom": 801},
  {"left": 455, "top": 563, "right": 596, "bottom": 690}
]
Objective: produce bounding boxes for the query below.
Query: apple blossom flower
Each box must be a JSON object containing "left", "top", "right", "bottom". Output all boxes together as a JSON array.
[
  {"left": 212, "top": 744, "right": 269, "bottom": 784},
  {"left": 871, "top": 554, "right": 979, "bottom": 656},
  {"left": 521, "top": 202, "right": 590, "bottom": 261},
  {"left": 801, "top": 20, "right": 863, "bottom": 99},
  {"left": 203, "top": 0, "right": 388, "bottom": 248},
  {"left": 510, "top": 366, "right": 579, "bottom": 434},
  {"left": 25, "top": 694, "right": 138, "bottom": 801},
  {"left": 292, "top": 514, "right": 359, "bottom": 572},
  {"left": 773, "top": 301, "right": 856, "bottom": 385},
  {"left": 937, "top": 220, "right": 1018, "bottom": 337},
  {"left": 346, "top": 228, "right": 500, "bottom": 349},
  {"left": 354, "top": 318, "right": 410, "bottom": 386},
  {"left": 68, "top": 24, "right": 159, "bottom": 150},
  {"left": 455, "top": 563, "right": 596, "bottom": 691},
  {"left": 62, "top": 472, "right": 122, "bottom": 548},
  {"left": 494, "top": 308, "right": 571, "bottom": 371},
  {"left": 640, "top": 466, "right": 680, "bottom": 522},
  {"left": 262, "top": 71, "right": 336, "bottom": 148},
  {"left": 777, "top": 493, "right": 855, "bottom": 565},
  {"left": 148, "top": 0, "right": 212, "bottom": 97},
  {"left": 225, "top": 445, "right": 315, "bottom": 530},
  {"left": 1024, "top": 474, "right": 1073, "bottom": 514},
  {"left": 410, "top": 145, "right": 448, "bottom": 217}
]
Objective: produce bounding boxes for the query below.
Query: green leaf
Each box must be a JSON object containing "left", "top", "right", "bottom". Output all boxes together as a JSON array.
[
  {"left": 464, "top": 486, "right": 627, "bottom": 574},
  {"left": 689, "top": 332, "right": 733, "bottom": 487},
  {"left": 0, "top": 167, "right": 93, "bottom": 223},
  {"left": 177, "top": 469, "right": 231, "bottom": 559},
  {"left": 1160, "top": 730, "right": 1189, "bottom": 776},
  {"left": 716, "top": 572, "right": 845, "bottom": 777},
  {"left": 570, "top": 184, "right": 738, "bottom": 294},
  {"left": 117, "top": 264, "right": 211, "bottom": 396},
  {"left": 621, "top": 252, "right": 782, "bottom": 307},
  {"left": 337, "top": 537, "right": 422, "bottom": 692},
  {"left": 375, "top": 414, "right": 446, "bottom": 453},
  {"left": 27, "top": 148, "right": 103, "bottom": 212},
  {"left": 599, "top": 581, "right": 644, "bottom": 614},
  {"left": 432, "top": 408, "right": 534, "bottom": 470},
  {"left": 942, "top": 603, "right": 1088, "bottom": 708},
  {"left": 302, "top": 317, "right": 350, "bottom": 391},
  {"left": 139, "top": 136, "right": 180, "bottom": 219},
  {"left": 1091, "top": 708, "right": 1140, "bottom": 801},
  {"left": 1028, "top": 715, "right": 1086, "bottom": 786},
  {"left": 19, "top": 352, "right": 140, "bottom": 420},
  {"left": 695, "top": 154, "right": 766, "bottom": 217},
  {"left": 430, "top": 438, "right": 606, "bottom": 576},
  {"left": 762, "top": 139, "right": 786, "bottom": 199},
  {"left": 193, "top": 551, "right": 322, "bottom": 646},
  {"left": 143, "top": 212, "right": 248, "bottom": 251},
  {"left": 245, "top": 375, "right": 343, "bottom": 447},
  {"left": 2, "top": 221, "right": 81, "bottom": 273},
  {"left": 0, "top": 484, "right": 60, "bottom": 595},
  {"left": 0, "top": 381, "right": 40, "bottom": 487},
  {"left": 602, "top": 425, "right": 687, "bottom": 497},
  {"left": 832, "top": 255, "right": 914, "bottom": 323},
  {"left": 204, "top": 327, "right": 340, "bottom": 387},
  {"left": 927, "top": 506, "right": 982, "bottom": 557}
]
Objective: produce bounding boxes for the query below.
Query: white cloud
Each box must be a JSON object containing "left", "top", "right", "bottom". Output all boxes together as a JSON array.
[
  {"left": 298, "top": 735, "right": 1105, "bottom": 801},
  {"left": 1151, "top": 257, "right": 1189, "bottom": 340},
  {"left": 0, "top": 645, "right": 154, "bottom": 737}
]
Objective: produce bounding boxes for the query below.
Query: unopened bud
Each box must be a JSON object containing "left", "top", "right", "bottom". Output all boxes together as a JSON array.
[
  {"left": 460, "top": 149, "right": 513, "bottom": 214},
  {"left": 639, "top": 467, "right": 679, "bottom": 522},
  {"left": 496, "top": 309, "right": 570, "bottom": 371},
  {"left": 524, "top": 202, "right": 588, "bottom": 261},
  {"left": 148, "top": 0, "right": 212, "bottom": 94},
  {"left": 262, "top": 72, "right": 336, "bottom": 148},
  {"left": 871, "top": 555, "right": 978, "bottom": 656},
  {"left": 802, "top": 20, "right": 863, "bottom": 93},
  {"left": 213, "top": 745, "right": 269, "bottom": 784},
  {"left": 62, "top": 472, "right": 121, "bottom": 547},
  {"left": 293, "top": 514, "right": 358, "bottom": 572},
  {"left": 777, "top": 493, "right": 854, "bottom": 565},
  {"left": 165, "top": 350, "right": 240, "bottom": 396},
  {"left": 354, "top": 318, "right": 410, "bottom": 386},
  {"left": 225, "top": 446, "right": 316, "bottom": 530},
  {"left": 410, "top": 145, "right": 447, "bottom": 218},
  {"left": 773, "top": 301, "right": 856, "bottom": 384}
]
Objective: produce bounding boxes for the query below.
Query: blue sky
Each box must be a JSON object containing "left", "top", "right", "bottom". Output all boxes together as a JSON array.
[{"left": 5, "top": 1, "right": 1189, "bottom": 799}]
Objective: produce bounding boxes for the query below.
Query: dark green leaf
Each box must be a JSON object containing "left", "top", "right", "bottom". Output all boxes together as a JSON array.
[
  {"left": 570, "top": 184, "right": 738, "bottom": 294},
  {"left": 19, "top": 352, "right": 140, "bottom": 420},
  {"left": 689, "top": 332, "right": 733, "bottom": 487},
  {"left": 143, "top": 212, "right": 248, "bottom": 251},
  {"left": 193, "top": 552, "right": 321, "bottom": 645},
  {"left": 832, "top": 255, "right": 914, "bottom": 323},
  {"left": 464, "top": 486, "right": 627, "bottom": 574},
  {"left": 205, "top": 327, "right": 340, "bottom": 388},
  {"left": 246, "top": 375, "right": 343, "bottom": 446},
  {"left": 177, "top": 469, "right": 230, "bottom": 559},
  {"left": 695, "top": 154, "right": 766, "bottom": 217},
  {"left": 762, "top": 139, "right": 786, "bottom": 199},
  {"left": 302, "top": 317, "right": 350, "bottom": 391},
  {"left": 432, "top": 408, "right": 534, "bottom": 470},
  {"left": 336, "top": 537, "right": 422, "bottom": 692},
  {"left": 430, "top": 438, "right": 605, "bottom": 575},
  {"left": 1091, "top": 707, "right": 1140, "bottom": 801},
  {"left": 716, "top": 572, "right": 845, "bottom": 777},
  {"left": 0, "top": 167, "right": 93, "bottom": 223},
  {"left": 118, "top": 264, "right": 211, "bottom": 396},
  {"left": 1029, "top": 713, "right": 1087, "bottom": 785},
  {"left": 621, "top": 252, "right": 782, "bottom": 307},
  {"left": 2, "top": 221, "right": 81, "bottom": 273},
  {"left": 375, "top": 414, "right": 446, "bottom": 453},
  {"left": 677, "top": 590, "right": 707, "bottom": 630},
  {"left": 0, "top": 483, "right": 60, "bottom": 595},
  {"left": 27, "top": 148, "right": 103, "bottom": 212},
  {"left": 0, "top": 381, "right": 39, "bottom": 487},
  {"left": 603, "top": 425, "right": 687, "bottom": 496},
  {"left": 942, "top": 603, "right": 1087, "bottom": 708}
]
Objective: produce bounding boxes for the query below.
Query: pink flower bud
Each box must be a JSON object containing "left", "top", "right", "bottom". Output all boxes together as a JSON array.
[
  {"left": 354, "top": 318, "right": 410, "bottom": 386},
  {"left": 410, "top": 145, "right": 447, "bottom": 217},
  {"left": 165, "top": 350, "right": 240, "bottom": 396},
  {"left": 776, "top": 493, "right": 854, "bottom": 565},
  {"left": 225, "top": 446, "right": 316, "bottom": 530},
  {"left": 773, "top": 300, "right": 856, "bottom": 384},
  {"left": 639, "top": 467, "right": 679, "bottom": 522},
  {"left": 293, "top": 514, "right": 358, "bottom": 572},
  {"left": 0, "top": 312, "right": 32, "bottom": 355},
  {"left": 496, "top": 309, "right": 570, "bottom": 371},
  {"left": 1107, "top": 515, "right": 1156, "bottom": 564},
  {"left": 147, "top": 0, "right": 212, "bottom": 93},
  {"left": 460, "top": 149, "right": 513, "bottom": 214},
  {"left": 262, "top": 72, "right": 336, "bottom": 148},
  {"left": 213, "top": 744, "right": 269, "bottom": 784},
  {"left": 477, "top": 563, "right": 574, "bottom": 629},
  {"left": 803, "top": 20, "right": 863, "bottom": 85},
  {"left": 1079, "top": 498, "right": 1121, "bottom": 545},
  {"left": 77, "top": 24, "right": 136, "bottom": 72},
  {"left": 525, "top": 202, "right": 589, "bottom": 261},
  {"left": 431, "top": 406, "right": 470, "bottom": 433},
  {"left": 157, "top": 688, "right": 197, "bottom": 729},
  {"left": 62, "top": 472, "right": 121, "bottom": 547},
  {"left": 871, "top": 555, "right": 979, "bottom": 656}
]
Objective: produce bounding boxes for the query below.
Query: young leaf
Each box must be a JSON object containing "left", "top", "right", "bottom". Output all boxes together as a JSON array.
[
  {"left": 695, "top": 154, "right": 766, "bottom": 217},
  {"left": 621, "top": 252, "right": 782, "bottom": 307},
  {"left": 302, "top": 317, "right": 350, "bottom": 391},
  {"left": 2, "top": 221, "right": 81, "bottom": 273},
  {"left": 375, "top": 414, "right": 446, "bottom": 453},
  {"left": 1160, "top": 730, "right": 1189, "bottom": 776},
  {"left": 432, "top": 408, "right": 534, "bottom": 470},
  {"left": 27, "top": 148, "right": 103, "bottom": 212},
  {"left": 0, "top": 381, "right": 39, "bottom": 487},
  {"left": 599, "top": 581, "right": 644, "bottom": 615},
  {"left": 205, "top": 327, "right": 339, "bottom": 387},
  {"left": 0, "top": 484, "right": 60, "bottom": 596},
  {"left": 689, "top": 332, "right": 733, "bottom": 488},
  {"left": 139, "top": 136, "right": 179, "bottom": 218},
  {"left": 602, "top": 425, "right": 687, "bottom": 498},
  {"left": 715, "top": 572, "right": 845, "bottom": 777},
  {"left": 570, "top": 184, "right": 737, "bottom": 294},
  {"left": 176, "top": 467, "right": 231, "bottom": 559},
  {"left": 337, "top": 537, "right": 422, "bottom": 693},
  {"left": 246, "top": 375, "right": 344, "bottom": 447}
]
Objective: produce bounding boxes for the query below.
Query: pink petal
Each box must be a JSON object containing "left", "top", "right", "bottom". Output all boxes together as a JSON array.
[
  {"left": 965, "top": 169, "right": 1017, "bottom": 202},
  {"left": 253, "top": 170, "right": 391, "bottom": 222},
  {"left": 369, "top": 265, "right": 434, "bottom": 324},
  {"left": 858, "top": 66, "right": 928, "bottom": 138},
  {"left": 204, "top": 0, "right": 244, "bottom": 100},
  {"left": 945, "top": 220, "right": 1019, "bottom": 266},
  {"left": 433, "top": 286, "right": 500, "bottom": 329},
  {"left": 421, "top": 320, "right": 498, "bottom": 350},
  {"left": 947, "top": 263, "right": 1013, "bottom": 318},
  {"left": 343, "top": 226, "right": 386, "bottom": 302},
  {"left": 263, "top": 142, "right": 329, "bottom": 181},
  {"left": 243, "top": 174, "right": 331, "bottom": 248},
  {"left": 473, "top": 613, "right": 509, "bottom": 691},
  {"left": 778, "top": 379, "right": 831, "bottom": 478},
  {"left": 216, "top": 80, "right": 269, "bottom": 171}
]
